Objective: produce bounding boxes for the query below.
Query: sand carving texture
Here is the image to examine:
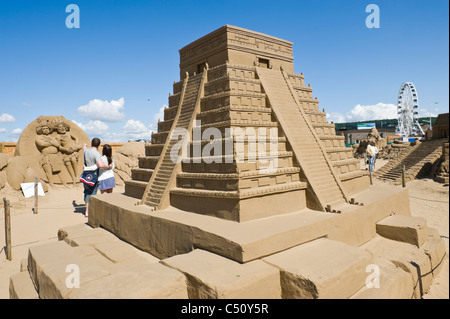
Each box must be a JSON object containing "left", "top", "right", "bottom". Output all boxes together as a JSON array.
[
  {"left": 434, "top": 141, "right": 449, "bottom": 183},
  {"left": 382, "top": 140, "right": 416, "bottom": 160},
  {"left": 13, "top": 116, "right": 90, "bottom": 188},
  {"left": 354, "top": 127, "right": 387, "bottom": 158},
  {"left": 0, "top": 153, "right": 9, "bottom": 189},
  {"left": 112, "top": 142, "right": 145, "bottom": 186}
]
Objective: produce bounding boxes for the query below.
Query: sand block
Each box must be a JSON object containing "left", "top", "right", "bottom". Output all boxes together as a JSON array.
[
  {"left": 350, "top": 257, "right": 413, "bottom": 299},
  {"left": 376, "top": 215, "right": 428, "bottom": 248},
  {"left": 105, "top": 255, "right": 159, "bottom": 274},
  {"left": 135, "top": 249, "right": 161, "bottom": 264},
  {"left": 68, "top": 263, "right": 188, "bottom": 299},
  {"left": 93, "top": 240, "right": 142, "bottom": 263},
  {"left": 263, "top": 238, "right": 373, "bottom": 299},
  {"left": 65, "top": 230, "right": 120, "bottom": 247},
  {"left": 9, "top": 271, "right": 39, "bottom": 299},
  {"left": 421, "top": 227, "right": 447, "bottom": 278},
  {"left": 85, "top": 253, "right": 115, "bottom": 269},
  {"left": 161, "top": 249, "right": 281, "bottom": 299},
  {"left": 38, "top": 255, "right": 110, "bottom": 299},
  {"left": 360, "top": 235, "right": 433, "bottom": 299},
  {"left": 72, "top": 245, "right": 99, "bottom": 258},
  {"left": 28, "top": 241, "right": 76, "bottom": 292},
  {"left": 73, "top": 241, "right": 158, "bottom": 271},
  {"left": 58, "top": 223, "right": 119, "bottom": 247},
  {"left": 58, "top": 223, "right": 97, "bottom": 241}
]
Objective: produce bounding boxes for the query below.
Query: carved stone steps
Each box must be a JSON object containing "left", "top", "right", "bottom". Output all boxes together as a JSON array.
[
  {"left": 144, "top": 73, "right": 205, "bottom": 209},
  {"left": 376, "top": 139, "right": 445, "bottom": 183},
  {"left": 131, "top": 168, "right": 154, "bottom": 182},
  {"left": 124, "top": 180, "right": 148, "bottom": 199},
  {"left": 256, "top": 67, "right": 347, "bottom": 210},
  {"left": 145, "top": 144, "right": 164, "bottom": 156},
  {"left": 137, "top": 156, "right": 160, "bottom": 169}
]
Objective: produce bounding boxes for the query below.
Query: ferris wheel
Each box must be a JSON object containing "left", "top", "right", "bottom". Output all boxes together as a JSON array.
[{"left": 396, "top": 82, "right": 424, "bottom": 137}]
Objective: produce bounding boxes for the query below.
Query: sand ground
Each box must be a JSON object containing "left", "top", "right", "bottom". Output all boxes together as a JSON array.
[{"left": 0, "top": 161, "right": 448, "bottom": 299}]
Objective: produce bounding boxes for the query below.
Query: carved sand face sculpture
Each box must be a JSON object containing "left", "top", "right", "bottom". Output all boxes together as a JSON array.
[
  {"left": 15, "top": 116, "right": 90, "bottom": 186},
  {"left": 57, "top": 123, "right": 67, "bottom": 134},
  {"left": 36, "top": 125, "right": 52, "bottom": 136},
  {"left": 55, "top": 121, "right": 81, "bottom": 186}
]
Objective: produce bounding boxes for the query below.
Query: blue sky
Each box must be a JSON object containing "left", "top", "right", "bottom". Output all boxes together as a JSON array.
[{"left": 0, "top": 0, "right": 448, "bottom": 142}]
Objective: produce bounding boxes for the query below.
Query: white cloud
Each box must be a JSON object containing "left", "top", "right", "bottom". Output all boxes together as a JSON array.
[
  {"left": 73, "top": 120, "right": 128, "bottom": 142},
  {"left": 151, "top": 105, "right": 166, "bottom": 130},
  {"left": 327, "top": 103, "right": 397, "bottom": 123},
  {"left": 123, "top": 119, "right": 153, "bottom": 140},
  {"left": 326, "top": 112, "right": 346, "bottom": 123},
  {"left": 100, "top": 132, "right": 127, "bottom": 143},
  {"left": 72, "top": 120, "right": 109, "bottom": 135},
  {"left": 22, "top": 102, "right": 31, "bottom": 107},
  {"left": 0, "top": 113, "right": 15, "bottom": 123},
  {"left": 0, "top": 128, "right": 7, "bottom": 134},
  {"left": 71, "top": 104, "right": 167, "bottom": 142},
  {"left": 347, "top": 103, "right": 397, "bottom": 122},
  {"left": 121, "top": 105, "right": 165, "bottom": 141},
  {"left": 123, "top": 119, "right": 148, "bottom": 133},
  {"left": 78, "top": 97, "right": 125, "bottom": 122}
]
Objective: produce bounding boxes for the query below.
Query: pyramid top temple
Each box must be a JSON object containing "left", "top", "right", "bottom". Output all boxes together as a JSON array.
[
  {"left": 179, "top": 25, "right": 295, "bottom": 78},
  {"left": 124, "top": 25, "right": 369, "bottom": 222}
]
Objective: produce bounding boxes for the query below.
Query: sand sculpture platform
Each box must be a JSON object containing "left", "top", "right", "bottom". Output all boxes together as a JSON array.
[
  {"left": 87, "top": 183, "right": 410, "bottom": 263},
  {"left": 10, "top": 25, "right": 447, "bottom": 299},
  {"left": 10, "top": 200, "right": 446, "bottom": 299}
]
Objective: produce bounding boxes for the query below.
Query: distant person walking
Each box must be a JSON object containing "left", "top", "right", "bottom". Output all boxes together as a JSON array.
[
  {"left": 366, "top": 141, "right": 379, "bottom": 173},
  {"left": 82, "top": 138, "right": 112, "bottom": 217},
  {"left": 98, "top": 144, "right": 115, "bottom": 194}
]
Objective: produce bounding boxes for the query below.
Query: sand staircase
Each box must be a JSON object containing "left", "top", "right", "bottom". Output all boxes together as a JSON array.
[
  {"left": 141, "top": 72, "right": 205, "bottom": 209},
  {"left": 256, "top": 67, "right": 348, "bottom": 210},
  {"left": 376, "top": 139, "right": 445, "bottom": 184}
]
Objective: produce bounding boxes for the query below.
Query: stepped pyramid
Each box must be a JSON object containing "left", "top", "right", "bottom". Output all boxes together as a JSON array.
[
  {"left": 11, "top": 26, "right": 446, "bottom": 300},
  {"left": 125, "top": 25, "right": 368, "bottom": 221}
]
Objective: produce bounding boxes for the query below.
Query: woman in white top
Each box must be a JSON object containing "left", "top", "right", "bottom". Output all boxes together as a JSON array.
[
  {"left": 98, "top": 144, "right": 115, "bottom": 194},
  {"left": 366, "top": 141, "right": 379, "bottom": 172}
]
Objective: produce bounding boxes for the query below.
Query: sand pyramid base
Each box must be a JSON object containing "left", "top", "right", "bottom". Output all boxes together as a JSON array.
[
  {"left": 11, "top": 178, "right": 447, "bottom": 299},
  {"left": 10, "top": 215, "right": 446, "bottom": 299},
  {"left": 87, "top": 183, "right": 411, "bottom": 263}
]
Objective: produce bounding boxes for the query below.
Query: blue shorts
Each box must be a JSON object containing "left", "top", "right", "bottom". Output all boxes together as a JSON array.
[
  {"left": 98, "top": 177, "right": 115, "bottom": 191},
  {"left": 84, "top": 182, "right": 98, "bottom": 203}
]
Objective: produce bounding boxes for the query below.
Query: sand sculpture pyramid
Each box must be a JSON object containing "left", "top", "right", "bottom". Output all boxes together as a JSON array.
[
  {"left": 11, "top": 26, "right": 447, "bottom": 300},
  {"left": 124, "top": 25, "right": 368, "bottom": 221}
]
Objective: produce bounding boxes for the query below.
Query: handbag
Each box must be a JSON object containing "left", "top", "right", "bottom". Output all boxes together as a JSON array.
[
  {"left": 80, "top": 170, "right": 98, "bottom": 186},
  {"left": 80, "top": 152, "right": 98, "bottom": 186}
]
